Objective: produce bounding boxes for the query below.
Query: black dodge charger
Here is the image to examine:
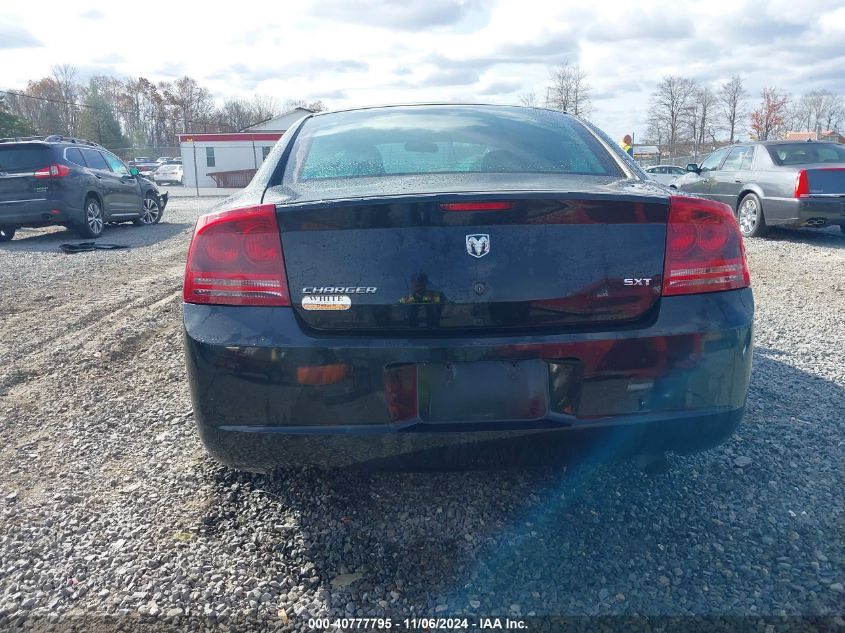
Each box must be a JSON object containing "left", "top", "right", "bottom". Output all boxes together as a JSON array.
[{"left": 182, "top": 104, "right": 754, "bottom": 472}]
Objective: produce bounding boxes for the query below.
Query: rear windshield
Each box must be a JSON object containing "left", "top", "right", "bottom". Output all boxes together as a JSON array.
[
  {"left": 0, "top": 145, "right": 49, "bottom": 172},
  {"left": 285, "top": 106, "right": 622, "bottom": 182},
  {"left": 767, "top": 143, "right": 845, "bottom": 165}
]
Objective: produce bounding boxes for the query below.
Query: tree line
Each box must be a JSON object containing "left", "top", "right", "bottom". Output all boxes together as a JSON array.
[
  {"left": 0, "top": 65, "right": 324, "bottom": 149},
  {"left": 3, "top": 64, "right": 843, "bottom": 159},
  {"left": 519, "top": 61, "right": 594, "bottom": 117},
  {"left": 646, "top": 75, "right": 844, "bottom": 159},
  {"left": 514, "top": 63, "right": 843, "bottom": 160}
]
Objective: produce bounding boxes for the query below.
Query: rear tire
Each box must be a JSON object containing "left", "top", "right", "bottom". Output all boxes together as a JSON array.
[
  {"left": 0, "top": 226, "right": 16, "bottom": 242},
  {"left": 78, "top": 197, "right": 104, "bottom": 239},
  {"left": 737, "top": 193, "right": 768, "bottom": 238},
  {"left": 133, "top": 194, "right": 163, "bottom": 226}
]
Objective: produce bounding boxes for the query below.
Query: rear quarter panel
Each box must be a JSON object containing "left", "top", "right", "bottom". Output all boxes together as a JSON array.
[{"left": 748, "top": 168, "right": 798, "bottom": 223}]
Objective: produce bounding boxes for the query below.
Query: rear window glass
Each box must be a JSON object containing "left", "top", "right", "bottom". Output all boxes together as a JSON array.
[
  {"left": 285, "top": 106, "right": 621, "bottom": 182},
  {"left": 0, "top": 146, "right": 49, "bottom": 172},
  {"left": 768, "top": 143, "right": 845, "bottom": 165}
]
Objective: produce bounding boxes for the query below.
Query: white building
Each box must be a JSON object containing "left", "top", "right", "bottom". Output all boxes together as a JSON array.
[{"left": 178, "top": 108, "right": 313, "bottom": 188}]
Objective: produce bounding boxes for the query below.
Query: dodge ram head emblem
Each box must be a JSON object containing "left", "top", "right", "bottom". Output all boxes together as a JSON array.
[{"left": 466, "top": 234, "right": 490, "bottom": 258}]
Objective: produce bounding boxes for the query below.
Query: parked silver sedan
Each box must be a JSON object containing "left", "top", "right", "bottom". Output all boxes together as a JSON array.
[
  {"left": 643, "top": 164, "right": 686, "bottom": 185},
  {"left": 672, "top": 141, "right": 845, "bottom": 237}
]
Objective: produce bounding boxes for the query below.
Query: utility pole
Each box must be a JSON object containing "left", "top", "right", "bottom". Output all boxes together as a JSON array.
[
  {"left": 192, "top": 140, "right": 199, "bottom": 197},
  {"left": 187, "top": 120, "right": 199, "bottom": 197}
]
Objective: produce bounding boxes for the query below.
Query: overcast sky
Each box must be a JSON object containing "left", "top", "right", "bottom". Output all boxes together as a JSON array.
[{"left": 2, "top": 0, "right": 844, "bottom": 141}]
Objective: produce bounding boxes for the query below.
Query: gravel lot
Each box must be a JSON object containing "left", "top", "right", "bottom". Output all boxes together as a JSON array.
[{"left": 0, "top": 197, "right": 843, "bottom": 631}]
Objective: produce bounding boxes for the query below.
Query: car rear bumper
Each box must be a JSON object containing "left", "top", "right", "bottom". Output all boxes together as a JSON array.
[
  {"left": 0, "top": 198, "right": 73, "bottom": 226},
  {"left": 183, "top": 288, "right": 754, "bottom": 471},
  {"left": 769, "top": 197, "right": 845, "bottom": 225},
  {"left": 198, "top": 408, "right": 744, "bottom": 471},
  {"left": 797, "top": 197, "right": 845, "bottom": 225}
]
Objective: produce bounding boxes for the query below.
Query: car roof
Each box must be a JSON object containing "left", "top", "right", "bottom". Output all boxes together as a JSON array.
[
  {"left": 0, "top": 136, "right": 105, "bottom": 149},
  {"left": 0, "top": 140, "right": 50, "bottom": 146},
  {"left": 745, "top": 140, "right": 839, "bottom": 146},
  {"left": 310, "top": 102, "right": 575, "bottom": 118}
]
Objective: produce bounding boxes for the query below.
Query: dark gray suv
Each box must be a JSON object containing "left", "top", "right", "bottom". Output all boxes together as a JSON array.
[{"left": 0, "top": 135, "right": 168, "bottom": 242}]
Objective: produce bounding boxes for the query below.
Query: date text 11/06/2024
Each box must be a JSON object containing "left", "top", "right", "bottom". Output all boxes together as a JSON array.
[{"left": 307, "top": 617, "right": 528, "bottom": 629}]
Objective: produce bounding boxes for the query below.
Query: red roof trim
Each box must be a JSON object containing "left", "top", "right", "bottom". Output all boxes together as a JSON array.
[{"left": 178, "top": 132, "right": 284, "bottom": 143}]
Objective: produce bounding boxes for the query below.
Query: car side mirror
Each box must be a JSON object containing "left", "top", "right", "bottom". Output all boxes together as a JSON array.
[
  {"left": 129, "top": 167, "right": 140, "bottom": 176},
  {"left": 685, "top": 163, "right": 699, "bottom": 173}
]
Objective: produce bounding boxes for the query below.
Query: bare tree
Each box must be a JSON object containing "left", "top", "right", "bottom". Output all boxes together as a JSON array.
[
  {"left": 685, "top": 85, "right": 719, "bottom": 150},
  {"left": 164, "top": 76, "right": 215, "bottom": 133},
  {"left": 697, "top": 86, "right": 719, "bottom": 145},
  {"left": 283, "top": 98, "right": 326, "bottom": 113},
  {"left": 51, "top": 64, "right": 81, "bottom": 136},
  {"left": 647, "top": 76, "right": 697, "bottom": 158},
  {"left": 518, "top": 91, "right": 538, "bottom": 107},
  {"left": 217, "top": 95, "right": 281, "bottom": 131},
  {"left": 118, "top": 77, "right": 170, "bottom": 146},
  {"left": 645, "top": 110, "right": 665, "bottom": 150},
  {"left": 218, "top": 98, "right": 258, "bottom": 132},
  {"left": 250, "top": 95, "right": 281, "bottom": 122},
  {"left": 546, "top": 61, "right": 592, "bottom": 117},
  {"left": 804, "top": 90, "right": 843, "bottom": 133},
  {"left": 785, "top": 97, "right": 811, "bottom": 133},
  {"left": 822, "top": 94, "right": 844, "bottom": 131},
  {"left": 718, "top": 75, "right": 747, "bottom": 143}
]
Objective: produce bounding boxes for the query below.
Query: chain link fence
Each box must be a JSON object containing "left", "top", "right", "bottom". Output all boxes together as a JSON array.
[
  {"left": 663, "top": 155, "right": 695, "bottom": 167},
  {"left": 634, "top": 155, "right": 697, "bottom": 168}
]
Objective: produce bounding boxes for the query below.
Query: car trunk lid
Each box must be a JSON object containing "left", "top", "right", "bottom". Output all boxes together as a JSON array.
[
  {"left": 803, "top": 166, "right": 845, "bottom": 196},
  {"left": 276, "top": 191, "right": 668, "bottom": 333},
  {"left": 0, "top": 145, "right": 51, "bottom": 204}
]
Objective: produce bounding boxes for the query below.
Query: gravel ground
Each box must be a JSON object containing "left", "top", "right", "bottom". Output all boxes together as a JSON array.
[{"left": 0, "top": 198, "right": 843, "bottom": 631}]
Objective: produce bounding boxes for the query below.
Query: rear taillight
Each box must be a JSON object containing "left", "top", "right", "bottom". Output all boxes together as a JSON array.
[
  {"left": 794, "top": 170, "right": 809, "bottom": 198},
  {"left": 662, "top": 196, "right": 750, "bottom": 296},
  {"left": 439, "top": 201, "right": 515, "bottom": 211},
  {"left": 33, "top": 164, "right": 70, "bottom": 179},
  {"left": 183, "top": 204, "right": 290, "bottom": 306}
]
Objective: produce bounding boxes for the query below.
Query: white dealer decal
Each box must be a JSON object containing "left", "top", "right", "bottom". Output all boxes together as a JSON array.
[{"left": 301, "top": 295, "right": 352, "bottom": 311}]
